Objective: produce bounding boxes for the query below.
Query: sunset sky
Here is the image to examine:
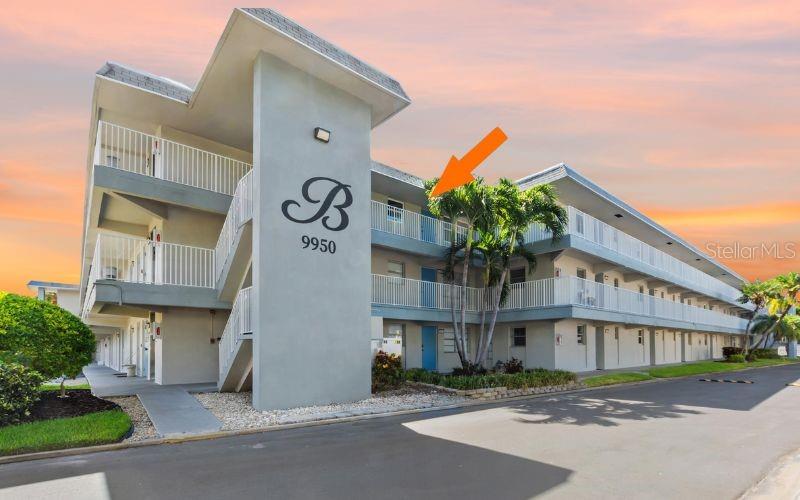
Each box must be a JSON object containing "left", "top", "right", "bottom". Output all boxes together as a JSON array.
[{"left": 0, "top": 0, "right": 798, "bottom": 294}]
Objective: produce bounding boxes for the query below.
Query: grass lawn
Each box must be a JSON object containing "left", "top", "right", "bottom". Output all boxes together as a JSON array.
[
  {"left": 39, "top": 383, "right": 91, "bottom": 391},
  {"left": 583, "top": 372, "right": 652, "bottom": 387},
  {"left": 583, "top": 358, "right": 797, "bottom": 388},
  {"left": 647, "top": 358, "right": 795, "bottom": 378},
  {"left": 0, "top": 410, "right": 131, "bottom": 456}
]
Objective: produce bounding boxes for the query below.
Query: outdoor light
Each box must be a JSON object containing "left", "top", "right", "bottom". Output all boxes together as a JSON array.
[
  {"left": 314, "top": 127, "right": 330, "bottom": 143},
  {"left": 614, "top": 213, "right": 623, "bottom": 218},
  {"left": 666, "top": 241, "right": 673, "bottom": 245}
]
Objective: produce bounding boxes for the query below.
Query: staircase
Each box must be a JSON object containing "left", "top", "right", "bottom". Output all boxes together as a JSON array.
[
  {"left": 218, "top": 287, "right": 254, "bottom": 392},
  {"left": 215, "top": 171, "right": 256, "bottom": 392}
]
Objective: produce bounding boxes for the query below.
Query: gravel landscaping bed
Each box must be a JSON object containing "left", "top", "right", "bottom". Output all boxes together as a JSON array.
[
  {"left": 195, "top": 386, "right": 466, "bottom": 431},
  {"left": 106, "top": 396, "right": 157, "bottom": 442}
]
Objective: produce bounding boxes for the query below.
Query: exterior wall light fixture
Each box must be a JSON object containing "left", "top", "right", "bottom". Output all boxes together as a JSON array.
[{"left": 314, "top": 127, "right": 331, "bottom": 143}]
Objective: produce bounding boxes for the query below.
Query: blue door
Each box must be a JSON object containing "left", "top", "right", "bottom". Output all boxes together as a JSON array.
[
  {"left": 422, "top": 326, "right": 437, "bottom": 371},
  {"left": 420, "top": 210, "right": 436, "bottom": 243},
  {"left": 421, "top": 267, "right": 437, "bottom": 308}
]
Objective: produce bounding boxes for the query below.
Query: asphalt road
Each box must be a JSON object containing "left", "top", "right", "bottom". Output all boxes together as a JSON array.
[{"left": 1, "top": 364, "right": 799, "bottom": 500}]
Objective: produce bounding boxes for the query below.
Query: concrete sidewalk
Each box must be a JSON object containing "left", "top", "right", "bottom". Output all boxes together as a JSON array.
[
  {"left": 84, "top": 365, "right": 221, "bottom": 437},
  {"left": 83, "top": 364, "right": 216, "bottom": 397},
  {"left": 137, "top": 388, "right": 222, "bottom": 437}
]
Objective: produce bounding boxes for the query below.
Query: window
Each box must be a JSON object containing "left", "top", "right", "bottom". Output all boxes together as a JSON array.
[
  {"left": 614, "top": 278, "right": 619, "bottom": 288},
  {"left": 637, "top": 330, "right": 644, "bottom": 344},
  {"left": 387, "top": 199, "right": 403, "bottom": 222},
  {"left": 660, "top": 291, "right": 665, "bottom": 299},
  {"left": 387, "top": 261, "right": 404, "bottom": 279},
  {"left": 555, "top": 267, "right": 562, "bottom": 277},
  {"left": 687, "top": 299, "right": 692, "bottom": 306},
  {"left": 704, "top": 335, "right": 708, "bottom": 346},
  {"left": 577, "top": 324, "right": 587, "bottom": 345},
  {"left": 614, "top": 327, "right": 619, "bottom": 340},
  {"left": 512, "top": 327, "right": 526, "bottom": 347},
  {"left": 577, "top": 268, "right": 587, "bottom": 280},
  {"left": 510, "top": 268, "right": 526, "bottom": 285},
  {"left": 673, "top": 332, "right": 676, "bottom": 341},
  {"left": 639, "top": 285, "right": 645, "bottom": 294}
]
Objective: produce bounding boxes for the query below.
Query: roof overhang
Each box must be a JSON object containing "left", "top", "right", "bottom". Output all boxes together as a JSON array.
[{"left": 517, "top": 163, "right": 747, "bottom": 289}]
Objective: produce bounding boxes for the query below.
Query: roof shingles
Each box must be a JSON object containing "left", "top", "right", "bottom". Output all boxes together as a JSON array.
[{"left": 239, "top": 8, "right": 409, "bottom": 100}]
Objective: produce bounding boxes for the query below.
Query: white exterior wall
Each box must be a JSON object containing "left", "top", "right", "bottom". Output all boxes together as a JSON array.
[
  {"left": 554, "top": 319, "right": 595, "bottom": 372},
  {"left": 155, "top": 308, "right": 228, "bottom": 385}
]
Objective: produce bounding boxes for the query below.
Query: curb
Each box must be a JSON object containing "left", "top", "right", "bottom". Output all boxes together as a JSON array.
[{"left": 1, "top": 361, "right": 796, "bottom": 466}]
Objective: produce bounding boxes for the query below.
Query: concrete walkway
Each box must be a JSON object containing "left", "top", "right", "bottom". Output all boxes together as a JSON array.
[
  {"left": 137, "top": 388, "right": 222, "bottom": 437},
  {"left": 83, "top": 364, "right": 216, "bottom": 397},
  {"left": 83, "top": 365, "right": 221, "bottom": 437}
]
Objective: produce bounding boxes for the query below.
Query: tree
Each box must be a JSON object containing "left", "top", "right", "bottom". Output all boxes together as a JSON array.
[
  {"left": 472, "top": 180, "right": 567, "bottom": 367},
  {"left": 427, "top": 178, "right": 494, "bottom": 368},
  {"left": 757, "top": 272, "right": 800, "bottom": 349},
  {"left": 427, "top": 178, "right": 567, "bottom": 370},
  {"left": 0, "top": 292, "right": 95, "bottom": 397},
  {"left": 738, "top": 280, "right": 770, "bottom": 354}
]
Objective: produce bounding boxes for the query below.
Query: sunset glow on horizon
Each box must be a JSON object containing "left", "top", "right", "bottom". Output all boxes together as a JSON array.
[{"left": 1, "top": 0, "right": 798, "bottom": 294}]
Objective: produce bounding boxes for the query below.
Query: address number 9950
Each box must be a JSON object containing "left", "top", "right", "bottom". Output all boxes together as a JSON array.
[{"left": 301, "top": 235, "right": 336, "bottom": 254}]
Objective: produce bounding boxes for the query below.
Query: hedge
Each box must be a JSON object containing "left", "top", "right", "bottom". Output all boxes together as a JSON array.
[{"left": 405, "top": 367, "right": 577, "bottom": 391}]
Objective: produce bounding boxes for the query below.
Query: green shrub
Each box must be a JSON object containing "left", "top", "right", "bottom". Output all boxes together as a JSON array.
[
  {"left": 371, "top": 351, "right": 403, "bottom": 392},
  {"left": 726, "top": 354, "right": 746, "bottom": 363},
  {"left": 499, "top": 357, "right": 524, "bottom": 374},
  {"left": 0, "top": 292, "right": 95, "bottom": 392},
  {"left": 404, "top": 368, "right": 443, "bottom": 385},
  {"left": 750, "top": 348, "right": 781, "bottom": 359},
  {"left": 722, "top": 347, "right": 744, "bottom": 359},
  {"left": 0, "top": 362, "right": 45, "bottom": 426}
]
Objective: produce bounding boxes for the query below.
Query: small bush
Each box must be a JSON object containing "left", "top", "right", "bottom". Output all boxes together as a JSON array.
[
  {"left": 500, "top": 357, "right": 524, "bottom": 374},
  {"left": 750, "top": 348, "right": 781, "bottom": 359},
  {"left": 722, "top": 347, "right": 744, "bottom": 359},
  {"left": 0, "top": 362, "right": 44, "bottom": 426},
  {"left": 726, "top": 354, "right": 746, "bottom": 363},
  {"left": 371, "top": 351, "right": 403, "bottom": 392},
  {"left": 404, "top": 368, "right": 443, "bottom": 385},
  {"left": 452, "top": 363, "right": 487, "bottom": 376}
]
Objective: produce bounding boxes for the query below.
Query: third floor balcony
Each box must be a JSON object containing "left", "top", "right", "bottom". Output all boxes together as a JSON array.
[{"left": 94, "top": 121, "right": 252, "bottom": 196}]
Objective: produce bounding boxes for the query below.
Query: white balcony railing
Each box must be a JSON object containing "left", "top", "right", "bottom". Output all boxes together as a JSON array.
[
  {"left": 369, "top": 200, "right": 742, "bottom": 306},
  {"left": 371, "top": 274, "right": 748, "bottom": 331},
  {"left": 371, "top": 200, "right": 468, "bottom": 247},
  {"left": 218, "top": 287, "right": 253, "bottom": 378},
  {"left": 94, "top": 121, "right": 252, "bottom": 195},
  {"left": 215, "top": 170, "right": 254, "bottom": 283},
  {"left": 87, "top": 233, "right": 215, "bottom": 290}
]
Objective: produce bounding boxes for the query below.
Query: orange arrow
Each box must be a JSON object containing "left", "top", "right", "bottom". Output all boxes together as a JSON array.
[{"left": 430, "top": 127, "right": 507, "bottom": 197}]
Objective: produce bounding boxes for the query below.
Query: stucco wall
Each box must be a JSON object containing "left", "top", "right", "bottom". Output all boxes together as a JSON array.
[{"left": 155, "top": 308, "right": 228, "bottom": 385}]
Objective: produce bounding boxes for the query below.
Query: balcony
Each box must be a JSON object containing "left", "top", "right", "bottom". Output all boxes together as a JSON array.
[
  {"left": 370, "top": 200, "right": 468, "bottom": 247},
  {"left": 82, "top": 233, "right": 218, "bottom": 318},
  {"left": 94, "top": 121, "right": 252, "bottom": 196},
  {"left": 371, "top": 274, "right": 748, "bottom": 333},
  {"left": 369, "top": 200, "right": 743, "bottom": 306}
]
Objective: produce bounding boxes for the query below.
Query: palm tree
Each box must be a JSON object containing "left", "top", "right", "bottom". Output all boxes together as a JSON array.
[
  {"left": 427, "top": 178, "right": 494, "bottom": 367},
  {"left": 473, "top": 180, "right": 568, "bottom": 367},
  {"left": 739, "top": 280, "right": 771, "bottom": 353},
  {"left": 757, "top": 272, "right": 800, "bottom": 348}
]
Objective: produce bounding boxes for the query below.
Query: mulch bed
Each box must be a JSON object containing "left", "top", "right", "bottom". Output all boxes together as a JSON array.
[{"left": 23, "top": 390, "right": 120, "bottom": 424}]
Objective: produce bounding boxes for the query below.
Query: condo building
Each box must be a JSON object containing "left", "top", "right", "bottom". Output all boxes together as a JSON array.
[{"left": 79, "top": 8, "right": 751, "bottom": 410}]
